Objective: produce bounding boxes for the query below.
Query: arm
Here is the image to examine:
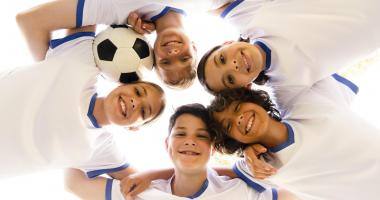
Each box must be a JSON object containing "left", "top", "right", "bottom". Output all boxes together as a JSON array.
[
  {"left": 120, "top": 168, "right": 174, "bottom": 198},
  {"left": 244, "top": 144, "right": 277, "bottom": 179},
  {"left": 108, "top": 166, "right": 137, "bottom": 180},
  {"left": 16, "top": 0, "right": 78, "bottom": 61},
  {"left": 65, "top": 168, "right": 108, "bottom": 200}
]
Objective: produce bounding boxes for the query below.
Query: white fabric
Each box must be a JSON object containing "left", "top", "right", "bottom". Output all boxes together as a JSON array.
[
  {"left": 81, "top": 0, "right": 184, "bottom": 26},
  {"left": 110, "top": 169, "right": 276, "bottom": 200},
  {"left": 0, "top": 34, "right": 126, "bottom": 178},
  {"left": 219, "top": 0, "right": 380, "bottom": 111},
  {"left": 235, "top": 77, "right": 380, "bottom": 200}
]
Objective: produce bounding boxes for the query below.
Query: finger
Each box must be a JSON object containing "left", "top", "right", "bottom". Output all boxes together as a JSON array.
[
  {"left": 251, "top": 144, "right": 267, "bottom": 155},
  {"left": 121, "top": 180, "right": 135, "bottom": 195},
  {"left": 127, "top": 183, "right": 148, "bottom": 197},
  {"left": 141, "top": 22, "right": 155, "bottom": 33},
  {"left": 134, "top": 18, "right": 145, "bottom": 34},
  {"left": 127, "top": 12, "right": 138, "bottom": 27}
]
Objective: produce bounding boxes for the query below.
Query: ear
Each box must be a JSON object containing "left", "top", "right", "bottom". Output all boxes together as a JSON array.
[
  {"left": 245, "top": 82, "right": 253, "bottom": 89},
  {"left": 211, "top": 147, "right": 216, "bottom": 155},
  {"left": 165, "top": 137, "right": 169, "bottom": 151},
  {"left": 191, "top": 41, "right": 197, "bottom": 52},
  {"left": 222, "top": 40, "right": 234, "bottom": 45},
  {"left": 128, "top": 126, "right": 139, "bottom": 131}
]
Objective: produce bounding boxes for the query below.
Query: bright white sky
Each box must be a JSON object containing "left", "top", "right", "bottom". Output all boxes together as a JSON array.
[{"left": 0, "top": 1, "right": 379, "bottom": 199}]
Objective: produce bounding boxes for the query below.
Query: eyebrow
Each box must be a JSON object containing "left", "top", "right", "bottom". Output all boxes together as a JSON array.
[
  {"left": 142, "top": 86, "right": 147, "bottom": 96},
  {"left": 196, "top": 128, "right": 208, "bottom": 132}
]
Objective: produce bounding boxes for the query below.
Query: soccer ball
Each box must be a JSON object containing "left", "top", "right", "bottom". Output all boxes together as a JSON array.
[{"left": 93, "top": 25, "right": 153, "bottom": 83}]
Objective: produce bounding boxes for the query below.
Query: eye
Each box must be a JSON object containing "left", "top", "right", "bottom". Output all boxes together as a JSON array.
[
  {"left": 141, "top": 107, "right": 146, "bottom": 120},
  {"left": 175, "top": 132, "right": 186, "bottom": 137},
  {"left": 226, "top": 121, "right": 232, "bottom": 133},
  {"left": 160, "top": 59, "right": 170, "bottom": 65},
  {"left": 220, "top": 54, "right": 226, "bottom": 64},
  {"left": 197, "top": 134, "right": 210, "bottom": 140},
  {"left": 181, "top": 56, "right": 191, "bottom": 62},
  {"left": 227, "top": 74, "right": 235, "bottom": 85},
  {"left": 234, "top": 103, "right": 241, "bottom": 113},
  {"left": 135, "top": 87, "right": 141, "bottom": 97}
]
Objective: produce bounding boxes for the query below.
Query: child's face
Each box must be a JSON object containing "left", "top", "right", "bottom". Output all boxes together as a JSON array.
[
  {"left": 167, "top": 114, "right": 212, "bottom": 173},
  {"left": 154, "top": 28, "right": 196, "bottom": 85},
  {"left": 204, "top": 42, "right": 264, "bottom": 92},
  {"left": 104, "top": 82, "right": 164, "bottom": 127},
  {"left": 212, "top": 101, "right": 269, "bottom": 144}
]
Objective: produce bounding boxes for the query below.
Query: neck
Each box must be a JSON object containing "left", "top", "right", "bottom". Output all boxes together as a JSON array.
[
  {"left": 155, "top": 11, "right": 183, "bottom": 33},
  {"left": 261, "top": 119, "right": 288, "bottom": 148},
  {"left": 171, "top": 169, "right": 207, "bottom": 197},
  {"left": 93, "top": 98, "right": 109, "bottom": 126}
]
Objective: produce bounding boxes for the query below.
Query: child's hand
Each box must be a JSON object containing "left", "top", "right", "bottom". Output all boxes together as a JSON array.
[
  {"left": 120, "top": 172, "right": 152, "bottom": 200},
  {"left": 127, "top": 12, "right": 155, "bottom": 34},
  {"left": 244, "top": 144, "right": 277, "bottom": 179}
]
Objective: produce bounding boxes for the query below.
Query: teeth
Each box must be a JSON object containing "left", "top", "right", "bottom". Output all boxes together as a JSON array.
[
  {"left": 241, "top": 51, "right": 251, "bottom": 72},
  {"left": 179, "top": 151, "right": 199, "bottom": 155},
  {"left": 119, "top": 97, "right": 126, "bottom": 117},
  {"left": 245, "top": 115, "right": 254, "bottom": 133}
]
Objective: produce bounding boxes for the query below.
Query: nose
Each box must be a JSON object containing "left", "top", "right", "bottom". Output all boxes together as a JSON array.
[
  {"left": 129, "top": 98, "right": 141, "bottom": 111},
  {"left": 232, "top": 60, "right": 239, "bottom": 71},
  {"left": 184, "top": 139, "right": 196, "bottom": 146},
  {"left": 236, "top": 114, "right": 244, "bottom": 128},
  {"left": 168, "top": 48, "right": 180, "bottom": 55}
]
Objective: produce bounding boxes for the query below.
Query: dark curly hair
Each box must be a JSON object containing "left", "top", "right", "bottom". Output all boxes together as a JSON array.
[
  {"left": 208, "top": 88, "right": 281, "bottom": 155},
  {"left": 168, "top": 103, "right": 218, "bottom": 143},
  {"left": 197, "top": 39, "right": 269, "bottom": 94}
]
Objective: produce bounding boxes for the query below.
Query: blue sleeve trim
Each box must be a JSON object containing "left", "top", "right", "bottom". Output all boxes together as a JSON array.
[
  {"left": 105, "top": 178, "right": 113, "bottom": 200},
  {"left": 269, "top": 122, "right": 295, "bottom": 153},
  {"left": 87, "top": 163, "right": 130, "bottom": 178},
  {"left": 188, "top": 179, "right": 209, "bottom": 199},
  {"left": 150, "top": 6, "right": 186, "bottom": 22},
  {"left": 49, "top": 31, "right": 95, "bottom": 49},
  {"left": 221, "top": 0, "right": 244, "bottom": 18},
  {"left": 87, "top": 93, "right": 101, "bottom": 128},
  {"left": 272, "top": 188, "right": 278, "bottom": 200},
  {"left": 232, "top": 164, "right": 266, "bottom": 193},
  {"left": 332, "top": 73, "right": 359, "bottom": 94},
  {"left": 76, "top": 0, "right": 85, "bottom": 28}
]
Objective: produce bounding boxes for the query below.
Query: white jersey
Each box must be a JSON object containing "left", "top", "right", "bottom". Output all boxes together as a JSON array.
[
  {"left": 107, "top": 169, "right": 278, "bottom": 200},
  {"left": 77, "top": 0, "right": 186, "bottom": 28},
  {"left": 234, "top": 77, "right": 380, "bottom": 200},
  {"left": 217, "top": 0, "right": 380, "bottom": 111},
  {"left": 0, "top": 32, "right": 127, "bottom": 178}
]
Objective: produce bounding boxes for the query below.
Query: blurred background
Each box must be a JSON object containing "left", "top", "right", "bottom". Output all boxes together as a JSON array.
[{"left": 0, "top": 1, "right": 379, "bottom": 199}]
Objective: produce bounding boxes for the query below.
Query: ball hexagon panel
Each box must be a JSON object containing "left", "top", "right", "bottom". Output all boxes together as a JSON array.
[{"left": 113, "top": 48, "right": 141, "bottom": 73}]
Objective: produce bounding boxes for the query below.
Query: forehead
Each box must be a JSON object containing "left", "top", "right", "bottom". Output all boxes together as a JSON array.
[
  {"left": 140, "top": 83, "right": 164, "bottom": 116},
  {"left": 173, "top": 114, "right": 207, "bottom": 130}
]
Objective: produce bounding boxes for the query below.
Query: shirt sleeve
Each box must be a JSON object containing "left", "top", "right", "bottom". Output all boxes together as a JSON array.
[
  {"left": 75, "top": 131, "right": 129, "bottom": 178},
  {"left": 104, "top": 179, "right": 125, "bottom": 200},
  {"left": 233, "top": 159, "right": 279, "bottom": 200},
  {"left": 78, "top": 0, "right": 185, "bottom": 27}
]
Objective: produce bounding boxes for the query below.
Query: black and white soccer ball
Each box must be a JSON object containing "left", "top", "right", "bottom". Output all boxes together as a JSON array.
[{"left": 93, "top": 25, "right": 153, "bottom": 83}]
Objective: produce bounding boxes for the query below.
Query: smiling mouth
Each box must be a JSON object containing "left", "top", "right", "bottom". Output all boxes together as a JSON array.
[
  {"left": 241, "top": 51, "right": 252, "bottom": 73},
  {"left": 119, "top": 96, "right": 127, "bottom": 118},
  {"left": 178, "top": 150, "right": 200, "bottom": 156},
  {"left": 245, "top": 113, "right": 255, "bottom": 134},
  {"left": 162, "top": 41, "right": 182, "bottom": 47}
]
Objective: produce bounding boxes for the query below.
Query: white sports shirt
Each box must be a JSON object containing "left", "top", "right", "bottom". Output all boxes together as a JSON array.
[
  {"left": 0, "top": 32, "right": 127, "bottom": 178},
  {"left": 107, "top": 169, "right": 278, "bottom": 200},
  {"left": 234, "top": 77, "right": 380, "bottom": 200},
  {"left": 214, "top": 0, "right": 380, "bottom": 111},
  {"left": 77, "top": 0, "right": 186, "bottom": 28}
]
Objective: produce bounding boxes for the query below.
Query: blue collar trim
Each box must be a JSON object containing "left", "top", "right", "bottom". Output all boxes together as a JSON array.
[
  {"left": 232, "top": 164, "right": 266, "bottom": 193},
  {"left": 150, "top": 6, "right": 186, "bottom": 22},
  {"left": 254, "top": 40, "right": 272, "bottom": 71},
  {"left": 269, "top": 122, "right": 295, "bottom": 153},
  {"left": 332, "top": 73, "right": 359, "bottom": 94},
  {"left": 49, "top": 32, "right": 95, "bottom": 49},
  {"left": 87, "top": 93, "right": 101, "bottom": 129},
  {"left": 221, "top": 0, "right": 244, "bottom": 18},
  {"left": 187, "top": 179, "right": 209, "bottom": 199}
]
